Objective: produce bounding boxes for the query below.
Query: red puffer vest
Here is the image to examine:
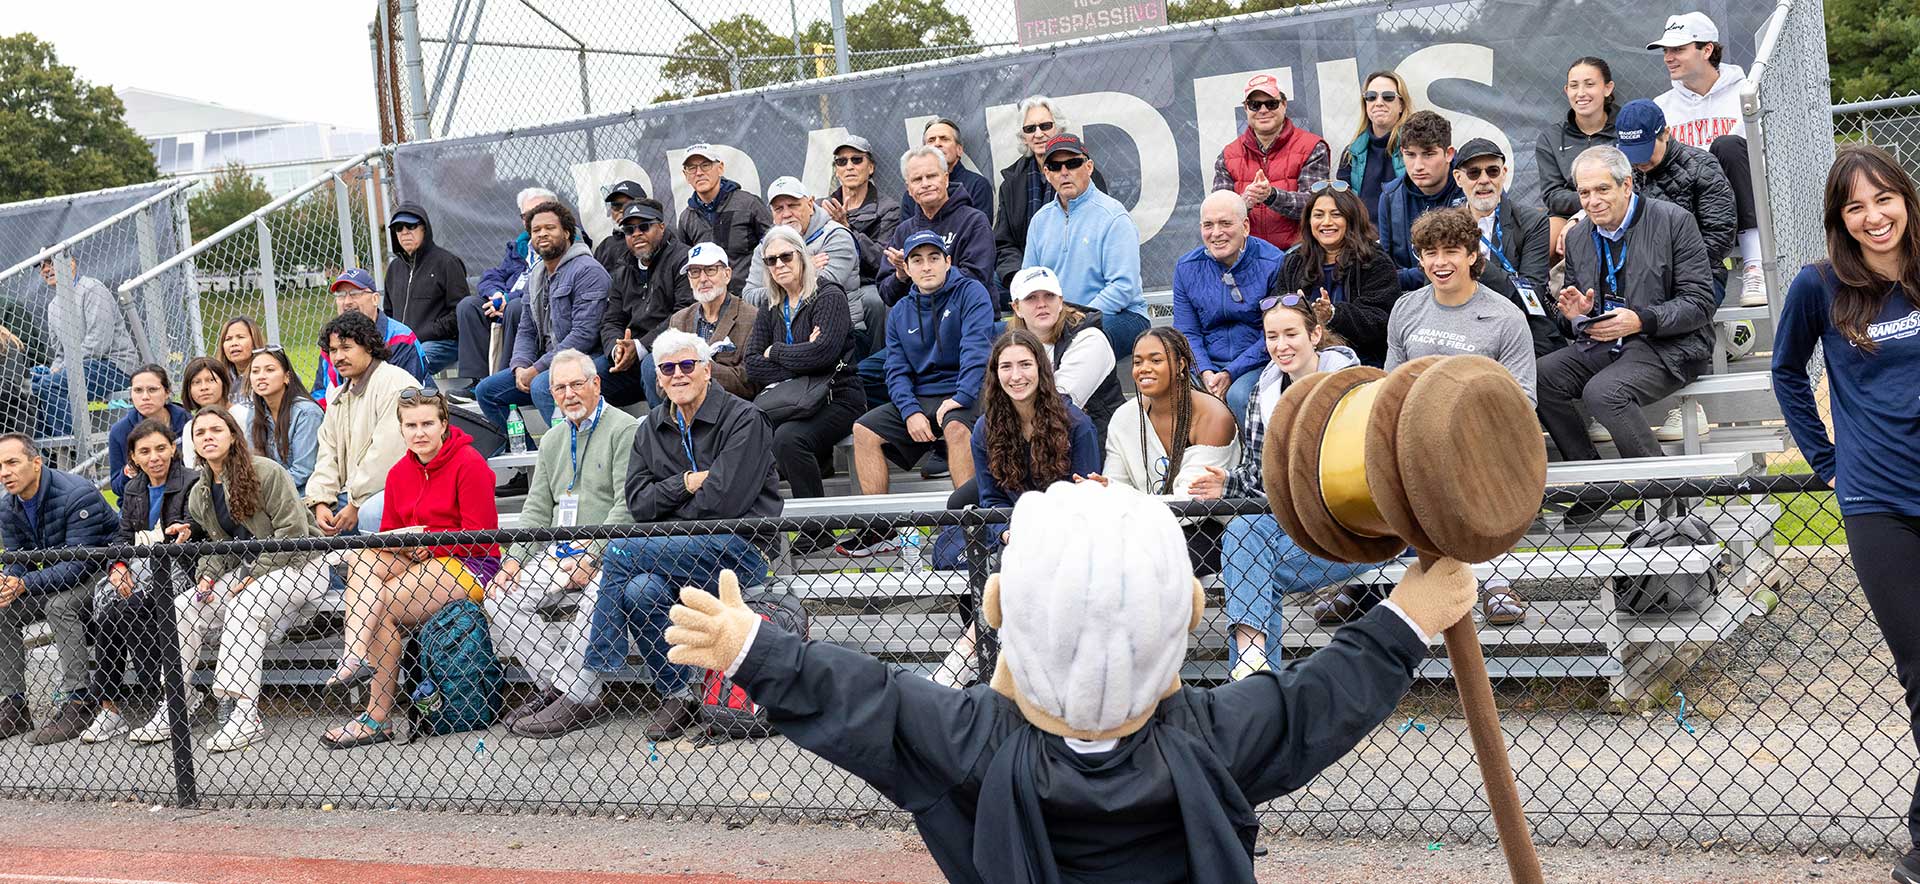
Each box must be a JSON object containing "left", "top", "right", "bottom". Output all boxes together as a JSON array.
[{"left": 1220, "top": 122, "right": 1326, "bottom": 250}]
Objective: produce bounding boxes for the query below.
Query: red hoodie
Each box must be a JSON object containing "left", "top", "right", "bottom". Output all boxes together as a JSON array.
[{"left": 380, "top": 424, "right": 500, "bottom": 559}]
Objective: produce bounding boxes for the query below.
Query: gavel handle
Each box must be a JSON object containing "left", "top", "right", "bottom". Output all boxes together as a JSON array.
[{"left": 1432, "top": 555, "right": 1545, "bottom": 884}]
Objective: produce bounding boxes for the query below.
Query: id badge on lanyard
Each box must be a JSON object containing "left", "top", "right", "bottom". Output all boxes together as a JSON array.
[
  {"left": 1514, "top": 281, "right": 1547, "bottom": 318},
  {"left": 555, "top": 494, "right": 580, "bottom": 527}
]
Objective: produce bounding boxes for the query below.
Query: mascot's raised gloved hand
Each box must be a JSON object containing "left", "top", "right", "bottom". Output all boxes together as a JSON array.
[
  {"left": 1386, "top": 557, "right": 1477, "bottom": 638},
  {"left": 666, "top": 569, "right": 758, "bottom": 673}
]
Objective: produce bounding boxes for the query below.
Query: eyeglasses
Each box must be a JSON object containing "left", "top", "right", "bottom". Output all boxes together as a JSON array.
[
  {"left": 1244, "top": 98, "right": 1282, "bottom": 113},
  {"left": 763, "top": 251, "right": 799, "bottom": 267},
  {"left": 551, "top": 378, "right": 593, "bottom": 396},
  {"left": 687, "top": 263, "right": 728, "bottom": 277},
  {"left": 832, "top": 154, "right": 867, "bottom": 167},
  {"left": 1363, "top": 90, "right": 1401, "bottom": 103},
  {"left": 1021, "top": 120, "right": 1056, "bottom": 135},
  {"left": 1043, "top": 157, "right": 1088, "bottom": 173},
  {"left": 397, "top": 387, "right": 445, "bottom": 403},
  {"left": 1460, "top": 164, "right": 1505, "bottom": 181},
  {"left": 682, "top": 160, "right": 716, "bottom": 172},
  {"left": 1308, "top": 180, "right": 1352, "bottom": 194},
  {"left": 1258, "top": 293, "right": 1308, "bottom": 311},
  {"left": 250, "top": 345, "right": 285, "bottom": 356},
  {"left": 656, "top": 359, "right": 702, "bottom": 377},
  {"left": 620, "top": 221, "right": 658, "bottom": 235}
]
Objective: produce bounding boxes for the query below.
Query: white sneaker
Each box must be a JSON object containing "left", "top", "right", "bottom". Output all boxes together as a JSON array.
[
  {"left": 932, "top": 645, "right": 973, "bottom": 688},
  {"left": 1586, "top": 419, "right": 1613, "bottom": 444},
  {"left": 1654, "top": 404, "right": 1710, "bottom": 442},
  {"left": 1739, "top": 266, "right": 1768, "bottom": 307},
  {"left": 205, "top": 702, "right": 265, "bottom": 753},
  {"left": 1230, "top": 644, "right": 1271, "bottom": 681},
  {"left": 80, "top": 708, "right": 127, "bottom": 743},
  {"left": 126, "top": 690, "right": 202, "bottom": 744}
]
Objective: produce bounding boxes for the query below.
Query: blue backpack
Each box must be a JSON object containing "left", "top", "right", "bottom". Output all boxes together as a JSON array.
[{"left": 404, "top": 600, "right": 502, "bottom": 740}]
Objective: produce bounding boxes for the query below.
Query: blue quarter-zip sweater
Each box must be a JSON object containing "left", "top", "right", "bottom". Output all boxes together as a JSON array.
[{"left": 882, "top": 271, "right": 997, "bottom": 416}]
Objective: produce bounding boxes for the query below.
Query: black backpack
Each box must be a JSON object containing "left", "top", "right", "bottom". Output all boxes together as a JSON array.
[
  {"left": 696, "top": 590, "right": 809, "bottom": 740},
  {"left": 1609, "top": 515, "right": 1720, "bottom": 615}
]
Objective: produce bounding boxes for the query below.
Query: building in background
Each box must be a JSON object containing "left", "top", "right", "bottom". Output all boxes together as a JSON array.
[{"left": 117, "top": 87, "right": 379, "bottom": 196}]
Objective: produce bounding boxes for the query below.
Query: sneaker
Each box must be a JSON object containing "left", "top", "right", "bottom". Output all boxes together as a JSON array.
[
  {"left": 1654, "top": 403, "right": 1709, "bottom": 442},
  {"left": 127, "top": 690, "right": 204, "bottom": 744},
  {"left": 1739, "top": 265, "right": 1768, "bottom": 307},
  {"left": 1586, "top": 419, "right": 1612, "bottom": 444},
  {"left": 932, "top": 644, "right": 974, "bottom": 688},
  {"left": 445, "top": 386, "right": 478, "bottom": 404},
  {"left": 1893, "top": 846, "right": 1920, "bottom": 883},
  {"left": 29, "top": 698, "right": 98, "bottom": 746},
  {"left": 0, "top": 694, "right": 30, "bottom": 741},
  {"left": 1230, "top": 645, "right": 1270, "bottom": 681},
  {"left": 205, "top": 702, "right": 265, "bottom": 753},
  {"left": 835, "top": 530, "right": 900, "bottom": 558},
  {"left": 919, "top": 452, "right": 950, "bottom": 480},
  {"left": 80, "top": 708, "right": 128, "bottom": 744}
]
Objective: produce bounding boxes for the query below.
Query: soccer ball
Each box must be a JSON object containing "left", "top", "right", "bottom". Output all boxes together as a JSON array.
[{"left": 1722, "top": 319, "right": 1755, "bottom": 358}]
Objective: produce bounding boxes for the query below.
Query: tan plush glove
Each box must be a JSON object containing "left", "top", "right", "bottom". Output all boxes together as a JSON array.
[
  {"left": 666, "top": 569, "right": 760, "bottom": 672},
  {"left": 1386, "top": 557, "right": 1478, "bottom": 638}
]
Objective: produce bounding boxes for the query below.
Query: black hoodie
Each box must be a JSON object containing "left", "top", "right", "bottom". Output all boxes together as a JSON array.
[{"left": 383, "top": 202, "right": 471, "bottom": 342}]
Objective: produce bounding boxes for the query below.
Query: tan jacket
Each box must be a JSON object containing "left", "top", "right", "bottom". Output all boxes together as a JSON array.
[
  {"left": 188, "top": 456, "right": 323, "bottom": 582},
  {"left": 302, "top": 360, "right": 414, "bottom": 508},
  {"left": 669, "top": 296, "right": 760, "bottom": 401}
]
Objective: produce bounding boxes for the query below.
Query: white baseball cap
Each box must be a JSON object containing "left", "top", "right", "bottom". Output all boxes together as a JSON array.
[
  {"left": 1648, "top": 12, "right": 1719, "bottom": 49},
  {"left": 684, "top": 242, "right": 729, "bottom": 272},
  {"left": 682, "top": 143, "right": 722, "bottom": 163},
  {"left": 1010, "top": 266, "right": 1063, "bottom": 302},
  {"left": 766, "top": 176, "right": 809, "bottom": 202}
]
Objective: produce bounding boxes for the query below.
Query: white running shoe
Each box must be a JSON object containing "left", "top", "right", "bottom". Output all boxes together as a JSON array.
[
  {"left": 126, "top": 690, "right": 202, "bottom": 744},
  {"left": 1587, "top": 419, "right": 1613, "bottom": 444},
  {"left": 1655, "top": 404, "right": 1710, "bottom": 442},
  {"left": 205, "top": 702, "right": 266, "bottom": 753},
  {"left": 1230, "top": 645, "right": 1271, "bottom": 682},
  {"left": 1740, "top": 266, "right": 1768, "bottom": 307},
  {"left": 79, "top": 708, "right": 127, "bottom": 744}
]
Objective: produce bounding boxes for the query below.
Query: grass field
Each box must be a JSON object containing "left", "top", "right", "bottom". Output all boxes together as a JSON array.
[
  {"left": 196, "top": 286, "right": 334, "bottom": 387},
  {"left": 1765, "top": 457, "right": 1844, "bottom": 547}
]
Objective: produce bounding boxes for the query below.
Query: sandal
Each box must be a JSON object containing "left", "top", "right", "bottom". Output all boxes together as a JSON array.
[
  {"left": 319, "top": 713, "right": 392, "bottom": 750},
  {"left": 1483, "top": 589, "right": 1528, "bottom": 628},
  {"left": 324, "top": 657, "right": 375, "bottom": 690}
]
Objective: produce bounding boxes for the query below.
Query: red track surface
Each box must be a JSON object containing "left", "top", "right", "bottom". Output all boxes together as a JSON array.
[{"left": 0, "top": 848, "right": 905, "bottom": 884}]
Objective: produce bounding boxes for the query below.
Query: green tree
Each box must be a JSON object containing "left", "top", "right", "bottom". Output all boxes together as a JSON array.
[
  {"left": 656, "top": 14, "right": 805, "bottom": 101},
  {"left": 657, "top": 0, "right": 979, "bottom": 100},
  {"left": 801, "top": 0, "right": 977, "bottom": 73},
  {"left": 1168, "top": 0, "right": 1314, "bottom": 25},
  {"left": 186, "top": 162, "right": 270, "bottom": 275},
  {"left": 1826, "top": 0, "right": 1920, "bottom": 101},
  {"left": 0, "top": 33, "right": 157, "bottom": 202}
]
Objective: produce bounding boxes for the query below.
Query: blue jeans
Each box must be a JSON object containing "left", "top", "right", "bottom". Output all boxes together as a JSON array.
[
  {"left": 33, "top": 360, "right": 131, "bottom": 438},
  {"left": 1224, "top": 370, "right": 1261, "bottom": 425},
  {"left": 474, "top": 365, "right": 552, "bottom": 449},
  {"left": 585, "top": 534, "right": 768, "bottom": 698},
  {"left": 1221, "top": 515, "right": 1376, "bottom": 666},
  {"left": 1100, "top": 309, "right": 1150, "bottom": 362},
  {"left": 418, "top": 339, "right": 459, "bottom": 376},
  {"left": 331, "top": 491, "right": 386, "bottom": 535}
]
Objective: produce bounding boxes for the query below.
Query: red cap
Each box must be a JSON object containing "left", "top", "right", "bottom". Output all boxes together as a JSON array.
[
  {"left": 1243, "top": 73, "right": 1286, "bottom": 101},
  {"left": 1042, "top": 134, "right": 1088, "bottom": 159}
]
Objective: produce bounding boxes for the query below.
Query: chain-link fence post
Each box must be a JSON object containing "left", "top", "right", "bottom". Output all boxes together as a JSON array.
[
  {"left": 254, "top": 217, "right": 283, "bottom": 346},
  {"left": 334, "top": 174, "right": 361, "bottom": 275},
  {"left": 963, "top": 509, "right": 998, "bottom": 684},
  {"left": 132, "top": 203, "right": 168, "bottom": 367},
  {"left": 364, "top": 158, "right": 389, "bottom": 288},
  {"left": 398, "top": 0, "right": 433, "bottom": 141},
  {"left": 49, "top": 252, "right": 91, "bottom": 461}
]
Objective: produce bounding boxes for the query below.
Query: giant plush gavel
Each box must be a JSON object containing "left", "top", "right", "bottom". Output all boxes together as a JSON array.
[{"left": 1263, "top": 354, "right": 1546, "bottom": 884}]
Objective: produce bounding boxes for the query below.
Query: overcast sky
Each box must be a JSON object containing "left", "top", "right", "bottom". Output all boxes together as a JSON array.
[{"left": 10, "top": 1, "right": 378, "bottom": 129}]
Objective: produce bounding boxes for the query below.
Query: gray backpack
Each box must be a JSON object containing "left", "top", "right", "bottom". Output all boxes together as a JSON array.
[{"left": 1610, "top": 515, "right": 1719, "bottom": 615}]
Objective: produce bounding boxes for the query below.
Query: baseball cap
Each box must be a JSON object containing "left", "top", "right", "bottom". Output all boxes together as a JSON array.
[
  {"left": 605, "top": 180, "right": 646, "bottom": 202},
  {"left": 388, "top": 210, "right": 422, "bottom": 227},
  {"left": 766, "top": 176, "right": 810, "bottom": 202},
  {"left": 833, "top": 134, "right": 875, "bottom": 156},
  {"left": 902, "top": 229, "right": 950, "bottom": 256},
  {"left": 1454, "top": 138, "right": 1505, "bottom": 165},
  {"left": 1648, "top": 12, "right": 1719, "bottom": 49},
  {"left": 619, "top": 201, "right": 665, "bottom": 225},
  {"left": 1243, "top": 74, "right": 1287, "bottom": 102},
  {"left": 330, "top": 268, "right": 377, "bottom": 293},
  {"left": 1010, "top": 266, "right": 1063, "bottom": 302},
  {"left": 1615, "top": 99, "right": 1668, "bottom": 165},
  {"left": 682, "top": 143, "right": 722, "bottom": 163},
  {"left": 684, "top": 242, "right": 728, "bottom": 272},
  {"left": 1042, "top": 135, "right": 1089, "bottom": 160}
]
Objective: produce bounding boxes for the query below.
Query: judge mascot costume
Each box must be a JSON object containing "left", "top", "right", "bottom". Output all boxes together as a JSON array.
[{"left": 667, "top": 480, "right": 1478, "bottom": 883}]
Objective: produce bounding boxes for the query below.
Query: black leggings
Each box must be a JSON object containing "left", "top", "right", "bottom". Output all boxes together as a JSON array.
[
  {"left": 88, "top": 587, "right": 173, "bottom": 706},
  {"left": 1847, "top": 511, "right": 1920, "bottom": 848},
  {"left": 1708, "top": 135, "right": 1758, "bottom": 232}
]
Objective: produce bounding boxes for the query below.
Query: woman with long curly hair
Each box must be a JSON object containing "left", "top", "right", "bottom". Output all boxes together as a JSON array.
[{"left": 130, "top": 406, "right": 329, "bottom": 753}]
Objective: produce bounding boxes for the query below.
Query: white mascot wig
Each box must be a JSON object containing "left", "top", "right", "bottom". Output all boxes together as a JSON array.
[{"left": 989, "top": 480, "right": 1202, "bottom": 739}]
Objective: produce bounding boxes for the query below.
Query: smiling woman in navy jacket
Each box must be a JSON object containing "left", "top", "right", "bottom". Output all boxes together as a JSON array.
[{"left": 1773, "top": 144, "right": 1920, "bottom": 884}]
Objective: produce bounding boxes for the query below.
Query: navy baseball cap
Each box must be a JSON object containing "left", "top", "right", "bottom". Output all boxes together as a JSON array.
[
  {"left": 330, "top": 268, "right": 377, "bottom": 293},
  {"left": 903, "top": 229, "right": 950, "bottom": 256},
  {"left": 619, "top": 201, "right": 665, "bottom": 225},
  {"left": 388, "top": 210, "right": 422, "bottom": 227},
  {"left": 605, "top": 180, "right": 646, "bottom": 202},
  {"left": 1615, "top": 99, "right": 1667, "bottom": 165}
]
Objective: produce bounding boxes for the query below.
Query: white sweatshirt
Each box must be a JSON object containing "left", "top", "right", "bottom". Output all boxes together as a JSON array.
[
  {"left": 1655, "top": 63, "right": 1748, "bottom": 148},
  {"left": 1102, "top": 397, "right": 1242, "bottom": 498}
]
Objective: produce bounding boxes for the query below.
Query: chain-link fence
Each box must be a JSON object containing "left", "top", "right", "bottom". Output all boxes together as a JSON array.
[
  {"left": 0, "top": 467, "right": 1900, "bottom": 853},
  {"left": 0, "top": 182, "right": 198, "bottom": 481},
  {"left": 1833, "top": 93, "right": 1920, "bottom": 180}
]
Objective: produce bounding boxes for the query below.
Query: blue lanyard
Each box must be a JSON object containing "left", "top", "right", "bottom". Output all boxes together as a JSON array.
[
  {"left": 566, "top": 400, "right": 604, "bottom": 493},
  {"left": 781, "top": 300, "right": 796, "bottom": 345},
  {"left": 675, "top": 411, "right": 697, "bottom": 471},
  {"left": 1593, "top": 232, "right": 1628, "bottom": 300},
  {"left": 1481, "top": 218, "right": 1520, "bottom": 277},
  {"left": 803, "top": 225, "right": 825, "bottom": 246}
]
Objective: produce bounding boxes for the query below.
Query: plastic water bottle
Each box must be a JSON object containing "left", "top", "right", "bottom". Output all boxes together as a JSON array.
[
  {"left": 898, "top": 528, "right": 923, "bottom": 565},
  {"left": 506, "top": 406, "right": 527, "bottom": 454}
]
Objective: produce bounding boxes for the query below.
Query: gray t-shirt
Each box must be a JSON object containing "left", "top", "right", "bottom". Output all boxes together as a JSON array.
[{"left": 1384, "top": 283, "right": 1537, "bottom": 404}]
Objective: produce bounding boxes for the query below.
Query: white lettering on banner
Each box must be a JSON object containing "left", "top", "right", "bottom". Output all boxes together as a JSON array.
[
  {"left": 1316, "top": 57, "right": 1362, "bottom": 154},
  {"left": 664, "top": 144, "right": 762, "bottom": 224},
  {"left": 1192, "top": 67, "right": 1294, "bottom": 196},
  {"left": 1396, "top": 43, "right": 1511, "bottom": 166},
  {"left": 799, "top": 127, "right": 856, "bottom": 199},
  {"left": 568, "top": 160, "right": 654, "bottom": 245},
  {"left": 987, "top": 91, "right": 1179, "bottom": 242}
]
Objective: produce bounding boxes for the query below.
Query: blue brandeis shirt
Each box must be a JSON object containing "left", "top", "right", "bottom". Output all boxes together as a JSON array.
[
  {"left": 883, "top": 271, "right": 996, "bottom": 417},
  {"left": 1772, "top": 263, "right": 1920, "bottom": 517},
  {"left": 969, "top": 398, "right": 1102, "bottom": 510}
]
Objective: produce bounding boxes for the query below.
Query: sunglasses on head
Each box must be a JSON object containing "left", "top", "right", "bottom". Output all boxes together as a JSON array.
[
  {"left": 1021, "top": 120, "right": 1056, "bottom": 135},
  {"left": 398, "top": 387, "right": 445, "bottom": 403},
  {"left": 1460, "top": 164, "right": 1505, "bottom": 181},
  {"left": 1363, "top": 90, "right": 1401, "bottom": 103},
  {"left": 250, "top": 345, "right": 285, "bottom": 356},
  {"left": 620, "top": 221, "right": 658, "bottom": 235},
  {"left": 1308, "top": 180, "right": 1352, "bottom": 194},
  {"left": 832, "top": 154, "right": 867, "bottom": 167},
  {"left": 656, "top": 358, "right": 702, "bottom": 377},
  {"left": 1244, "top": 98, "right": 1282, "bottom": 113},
  {"left": 763, "top": 251, "right": 799, "bottom": 267},
  {"left": 1043, "top": 156, "right": 1088, "bottom": 173},
  {"left": 1258, "top": 293, "right": 1308, "bottom": 311}
]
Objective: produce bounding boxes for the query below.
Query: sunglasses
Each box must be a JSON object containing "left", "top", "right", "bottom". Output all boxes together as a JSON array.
[
  {"left": 1258, "top": 293, "right": 1308, "bottom": 311},
  {"left": 620, "top": 221, "right": 658, "bottom": 235},
  {"left": 398, "top": 387, "right": 445, "bottom": 403},
  {"left": 763, "top": 251, "right": 799, "bottom": 267},
  {"left": 1244, "top": 98, "right": 1282, "bottom": 112},
  {"left": 390, "top": 222, "right": 422, "bottom": 232},
  {"left": 1308, "top": 180, "right": 1352, "bottom": 194},
  {"left": 250, "top": 345, "right": 285, "bottom": 356},
  {"left": 656, "top": 358, "right": 702, "bottom": 377},
  {"left": 1460, "top": 164, "right": 1505, "bottom": 181},
  {"left": 832, "top": 154, "right": 867, "bottom": 167},
  {"left": 1043, "top": 157, "right": 1088, "bottom": 173},
  {"left": 1021, "top": 120, "right": 1056, "bottom": 135},
  {"left": 1363, "top": 90, "right": 1401, "bottom": 103}
]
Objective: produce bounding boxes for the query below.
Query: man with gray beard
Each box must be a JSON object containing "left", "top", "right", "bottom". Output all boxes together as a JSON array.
[
  {"left": 1453, "top": 138, "right": 1565, "bottom": 357},
  {"left": 640, "top": 243, "right": 761, "bottom": 406}
]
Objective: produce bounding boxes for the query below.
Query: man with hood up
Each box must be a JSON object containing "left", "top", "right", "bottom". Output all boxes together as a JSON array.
[
  {"left": 666, "top": 480, "right": 1476, "bottom": 884},
  {"left": 382, "top": 204, "right": 469, "bottom": 376},
  {"left": 473, "top": 201, "right": 610, "bottom": 446}
]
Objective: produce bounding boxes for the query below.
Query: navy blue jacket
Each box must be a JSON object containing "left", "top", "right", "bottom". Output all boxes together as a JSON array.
[
  {"left": 878, "top": 189, "right": 997, "bottom": 307},
  {"left": 0, "top": 468, "right": 117, "bottom": 597},
  {"left": 107, "top": 403, "right": 191, "bottom": 499},
  {"left": 476, "top": 232, "right": 532, "bottom": 300},
  {"left": 883, "top": 271, "right": 996, "bottom": 416},
  {"left": 1375, "top": 173, "right": 1466, "bottom": 291},
  {"left": 969, "top": 399, "right": 1102, "bottom": 510}
]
